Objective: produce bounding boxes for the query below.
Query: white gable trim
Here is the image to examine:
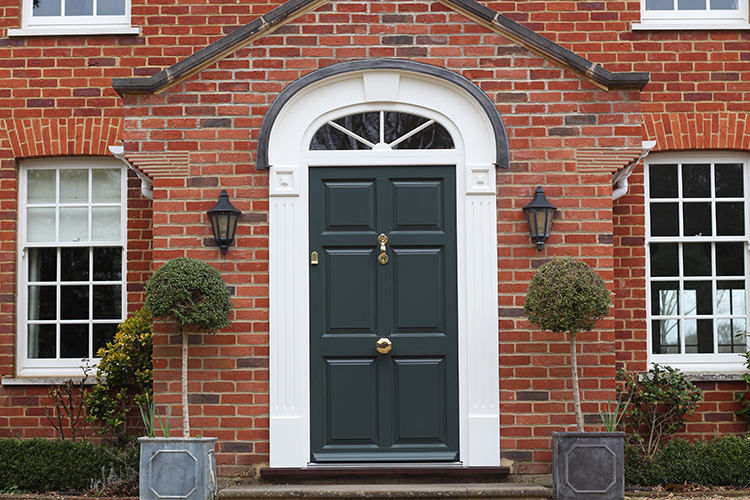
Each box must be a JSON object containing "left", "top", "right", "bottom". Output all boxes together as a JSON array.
[{"left": 268, "top": 65, "right": 501, "bottom": 467}]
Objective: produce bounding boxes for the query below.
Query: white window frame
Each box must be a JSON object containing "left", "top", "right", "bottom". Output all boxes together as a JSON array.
[
  {"left": 7, "top": 0, "right": 138, "bottom": 37},
  {"left": 634, "top": 0, "right": 750, "bottom": 29},
  {"left": 17, "top": 157, "right": 127, "bottom": 378},
  {"left": 646, "top": 151, "right": 750, "bottom": 373}
]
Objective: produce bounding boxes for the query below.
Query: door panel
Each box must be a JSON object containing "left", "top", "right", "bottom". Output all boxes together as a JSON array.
[
  {"left": 310, "top": 166, "right": 458, "bottom": 463},
  {"left": 326, "top": 249, "right": 376, "bottom": 333},
  {"left": 325, "top": 358, "right": 378, "bottom": 443},
  {"left": 393, "top": 357, "right": 447, "bottom": 442}
]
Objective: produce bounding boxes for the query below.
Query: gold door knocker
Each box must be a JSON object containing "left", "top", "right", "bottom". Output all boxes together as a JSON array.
[
  {"left": 378, "top": 233, "right": 388, "bottom": 265},
  {"left": 376, "top": 338, "right": 392, "bottom": 354}
]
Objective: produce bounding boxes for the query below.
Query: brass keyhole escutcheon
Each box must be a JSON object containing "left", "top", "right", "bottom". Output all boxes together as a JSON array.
[
  {"left": 376, "top": 338, "right": 392, "bottom": 354},
  {"left": 378, "top": 233, "right": 389, "bottom": 265}
]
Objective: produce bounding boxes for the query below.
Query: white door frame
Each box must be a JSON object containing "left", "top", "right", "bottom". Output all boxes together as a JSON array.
[{"left": 267, "top": 63, "right": 501, "bottom": 467}]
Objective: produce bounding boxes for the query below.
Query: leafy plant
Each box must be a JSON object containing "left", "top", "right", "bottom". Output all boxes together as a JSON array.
[
  {"left": 138, "top": 400, "right": 171, "bottom": 438},
  {"left": 734, "top": 350, "right": 750, "bottom": 425},
  {"left": 625, "top": 435, "right": 750, "bottom": 486},
  {"left": 43, "top": 362, "right": 91, "bottom": 442},
  {"left": 85, "top": 307, "right": 153, "bottom": 446},
  {"left": 524, "top": 258, "right": 611, "bottom": 431},
  {"left": 599, "top": 394, "right": 631, "bottom": 432},
  {"left": 617, "top": 363, "right": 703, "bottom": 457},
  {"left": 0, "top": 438, "right": 137, "bottom": 492},
  {"left": 145, "top": 257, "right": 233, "bottom": 437}
]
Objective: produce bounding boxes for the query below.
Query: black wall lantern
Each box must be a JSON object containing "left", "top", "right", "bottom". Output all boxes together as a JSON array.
[
  {"left": 522, "top": 186, "right": 557, "bottom": 251},
  {"left": 207, "top": 190, "right": 241, "bottom": 254}
]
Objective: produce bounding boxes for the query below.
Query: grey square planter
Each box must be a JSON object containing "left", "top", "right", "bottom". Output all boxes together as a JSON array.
[
  {"left": 552, "top": 431, "right": 625, "bottom": 500},
  {"left": 139, "top": 437, "right": 218, "bottom": 500}
]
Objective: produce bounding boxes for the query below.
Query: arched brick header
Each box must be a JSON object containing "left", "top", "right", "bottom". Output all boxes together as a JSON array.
[
  {"left": 643, "top": 112, "right": 750, "bottom": 152},
  {"left": 1, "top": 117, "right": 123, "bottom": 159}
]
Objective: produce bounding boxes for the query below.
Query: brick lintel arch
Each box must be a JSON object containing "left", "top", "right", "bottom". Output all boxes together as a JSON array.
[
  {"left": 2, "top": 117, "right": 123, "bottom": 159},
  {"left": 643, "top": 112, "right": 750, "bottom": 152}
]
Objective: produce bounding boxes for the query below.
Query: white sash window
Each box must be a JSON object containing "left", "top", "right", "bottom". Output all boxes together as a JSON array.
[{"left": 18, "top": 157, "right": 126, "bottom": 377}]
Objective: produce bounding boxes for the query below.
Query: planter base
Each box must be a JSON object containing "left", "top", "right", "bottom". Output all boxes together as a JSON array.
[
  {"left": 552, "top": 432, "right": 625, "bottom": 500},
  {"left": 139, "top": 437, "right": 218, "bottom": 500}
]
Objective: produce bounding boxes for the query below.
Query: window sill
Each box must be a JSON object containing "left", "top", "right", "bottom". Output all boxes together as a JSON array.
[
  {"left": 633, "top": 21, "right": 750, "bottom": 30},
  {"left": 2, "top": 376, "right": 96, "bottom": 386},
  {"left": 682, "top": 372, "right": 746, "bottom": 382},
  {"left": 7, "top": 26, "right": 140, "bottom": 37}
]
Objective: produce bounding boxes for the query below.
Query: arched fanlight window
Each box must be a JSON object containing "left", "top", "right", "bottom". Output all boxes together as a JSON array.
[{"left": 310, "top": 111, "right": 455, "bottom": 151}]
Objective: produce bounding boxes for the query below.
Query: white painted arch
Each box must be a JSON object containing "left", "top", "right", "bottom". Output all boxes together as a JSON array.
[{"left": 267, "top": 60, "right": 501, "bottom": 467}]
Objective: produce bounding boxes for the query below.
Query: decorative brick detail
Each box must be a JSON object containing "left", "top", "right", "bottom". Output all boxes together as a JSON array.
[
  {"left": 576, "top": 148, "right": 642, "bottom": 173},
  {"left": 643, "top": 112, "right": 750, "bottom": 152},
  {"left": 125, "top": 153, "right": 190, "bottom": 178},
  {"left": 1, "top": 118, "right": 123, "bottom": 159}
]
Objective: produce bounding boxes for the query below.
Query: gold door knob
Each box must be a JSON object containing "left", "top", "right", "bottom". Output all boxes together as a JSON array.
[{"left": 376, "top": 338, "right": 392, "bottom": 354}]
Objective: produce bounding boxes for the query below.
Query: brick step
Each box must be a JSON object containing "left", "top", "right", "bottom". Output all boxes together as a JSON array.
[{"left": 218, "top": 483, "right": 551, "bottom": 500}]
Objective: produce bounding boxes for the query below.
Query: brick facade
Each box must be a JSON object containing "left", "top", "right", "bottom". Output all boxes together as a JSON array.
[{"left": 1, "top": 0, "right": 749, "bottom": 480}]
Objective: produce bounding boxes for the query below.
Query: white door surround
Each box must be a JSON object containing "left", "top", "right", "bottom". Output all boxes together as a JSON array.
[{"left": 266, "top": 59, "right": 503, "bottom": 468}]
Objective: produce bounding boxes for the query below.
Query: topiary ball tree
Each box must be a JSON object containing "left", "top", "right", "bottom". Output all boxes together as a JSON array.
[
  {"left": 145, "top": 257, "right": 233, "bottom": 437},
  {"left": 524, "top": 258, "right": 611, "bottom": 432}
]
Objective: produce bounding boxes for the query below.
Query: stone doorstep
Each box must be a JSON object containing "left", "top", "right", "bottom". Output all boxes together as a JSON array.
[{"left": 218, "top": 483, "right": 552, "bottom": 500}]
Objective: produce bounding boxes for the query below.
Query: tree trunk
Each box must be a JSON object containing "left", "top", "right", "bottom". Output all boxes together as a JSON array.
[
  {"left": 570, "top": 332, "right": 584, "bottom": 432},
  {"left": 182, "top": 331, "right": 190, "bottom": 438}
]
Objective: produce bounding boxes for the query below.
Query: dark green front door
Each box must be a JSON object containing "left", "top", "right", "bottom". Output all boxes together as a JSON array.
[{"left": 309, "top": 165, "right": 458, "bottom": 463}]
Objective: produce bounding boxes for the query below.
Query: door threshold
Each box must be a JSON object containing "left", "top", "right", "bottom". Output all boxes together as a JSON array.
[{"left": 259, "top": 464, "right": 511, "bottom": 481}]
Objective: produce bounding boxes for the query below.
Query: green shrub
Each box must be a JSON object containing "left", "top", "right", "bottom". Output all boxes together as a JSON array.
[
  {"left": 0, "top": 438, "right": 137, "bottom": 492},
  {"left": 145, "top": 257, "right": 232, "bottom": 333},
  {"left": 85, "top": 307, "right": 153, "bottom": 447},
  {"left": 617, "top": 363, "right": 703, "bottom": 457},
  {"left": 625, "top": 435, "right": 750, "bottom": 486}
]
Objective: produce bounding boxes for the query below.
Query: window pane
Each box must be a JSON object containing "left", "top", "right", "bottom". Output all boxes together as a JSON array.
[
  {"left": 94, "top": 248, "right": 122, "bottom": 281},
  {"left": 683, "top": 242, "right": 711, "bottom": 276},
  {"left": 92, "top": 207, "right": 121, "bottom": 241},
  {"left": 716, "top": 242, "right": 744, "bottom": 276},
  {"left": 60, "top": 169, "right": 88, "bottom": 204},
  {"left": 685, "top": 319, "right": 713, "bottom": 353},
  {"left": 717, "top": 281, "right": 746, "bottom": 315},
  {"left": 28, "top": 248, "right": 57, "bottom": 282},
  {"left": 61, "top": 285, "right": 88, "bottom": 319},
  {"left": 646, "top": 0, "right": 675, "bottom": 9},
  {"left": 652, "top": 282, "right": 679, "bottom": 315},
  {"left": 27, "top": 170, "right": 56, "bottom": 203},
  {"left": 682, "top": 164, "right": 711, "bottom": 198},
  {"left": 652, "top": 319, "right": 680, "bottom": 353},
  {"left": 717, "top": 319, "right": 745, "bottom": 353},
  {"left": 715, "top": 163, "right": 743, "bottom": 197},
  {"left": 649, "top": 164, "right": 678, "bottom": 198},
  {"left": 716, "top": 202, "right": 744, "bottom": 236},
  {"left": 683, "top": 202, "right": 712, "bottom": 237},
  {"left": 650, "top": 203, "right": 679, "bottom": 236},
  {"left": 97, "top": 0, "right": 124, "bottom": 14},
  {"left": 650, "top": 243, "right": 679, "bottom": 277},
  {"left": 32, "top": 0, "right": 61, "bottom": 16},
  {"left": 65, "top": 0, "right": 93, "bottom": 15},
  {"left": 685, "top": 281, "right": 713, "bottom": 315},
  {"left": 678, "top": 0, "right": 706, "bottom": 8},
  {"left": 384, "top": 112, "right": 455, "bottom": 150},
  {"left": 93, "top": 324, "right": 117, "bottom": 355},
  {"left": 93, "top": 285, "right": 121, "bottom": 319},
  {"left": 711, "top": 0, "right": 738, "bottom": 8},
  {"left": 28, "top": 324, "right": 56, "bottom": 358},
  {"left": 61, "top": 247, "right": 89, "bottom": 281},
  {"left": 59, "top": 207, "right": 89, "bottom": 242},
  {"left": 28, "top": 286, "right": 56, "bottom": 320},
  {"left": 60, "top": 324, "right": 88, "bottom": 358},
  {"left": 92, "top": 169, "right": 121, "bottom": 203},
  {"left": 311, "top": 123, "right": 372, "bottom": 150},
  {"left": 27, "top": 207, "right": 55, "bottom": 242}
]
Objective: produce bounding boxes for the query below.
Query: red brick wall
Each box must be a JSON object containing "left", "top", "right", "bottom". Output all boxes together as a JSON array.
[{"left": 0, "top": 0, "right": 748, "bottom": 479}]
